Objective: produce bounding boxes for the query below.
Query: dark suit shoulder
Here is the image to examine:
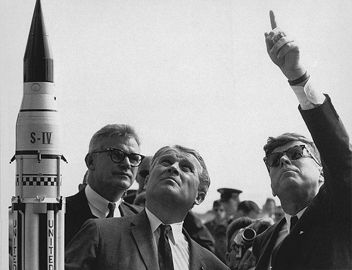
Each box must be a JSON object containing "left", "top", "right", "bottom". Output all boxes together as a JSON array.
[
  {"left": 183, "top": 228, "right": 229, "bottom": 270},
  {"left": 65, "top": 189, "right": 95, "bottom": 246},
  {"left": 119, "top": 200, "right": 143, "bottom": 216}
]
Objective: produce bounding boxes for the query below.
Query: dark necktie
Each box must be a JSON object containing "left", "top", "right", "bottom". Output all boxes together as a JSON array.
[
  {"left": 290, "top": 216, "right": 298, "bottom": 231},
  {"left": 271, "top": 216, "right": 299, "bottom": 265},
  {"left": 158, "top": 224, "right": 174, "bottom": 270},
  {"left": 106, "top": 202, "right": 116, "bottom": 218}
]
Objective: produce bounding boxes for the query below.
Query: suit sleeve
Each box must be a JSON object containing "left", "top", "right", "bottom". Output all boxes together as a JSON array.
[
  {"left": 299, "top": 95, "right": 352, "bottom": 221},
  {"left": 65, "top": 219, "right": 99, "bottom": 270}
]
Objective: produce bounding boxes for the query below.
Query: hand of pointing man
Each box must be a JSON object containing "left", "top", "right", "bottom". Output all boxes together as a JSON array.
[{"left": 264, "top": 10, "right": 306, "bottom": 81}]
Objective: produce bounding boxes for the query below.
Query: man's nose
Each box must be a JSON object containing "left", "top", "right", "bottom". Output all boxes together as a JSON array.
[
  {"left": 167, "top": 164, "right": 180, "bottom": 175},
  {"left": 280, "top": 154, "right": 292, "bottom": 166},
  {"left": 119, "top": 156, "right": 132, "bottom": 169}
]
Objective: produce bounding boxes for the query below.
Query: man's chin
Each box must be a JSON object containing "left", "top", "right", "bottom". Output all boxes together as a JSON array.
[{"left": 114, "top": 178, "right": 133, "bottom": 189}]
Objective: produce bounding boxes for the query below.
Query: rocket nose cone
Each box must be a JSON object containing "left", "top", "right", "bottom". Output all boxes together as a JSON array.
[{"left": 24, "top": 0, "right": 53, "bottom": 83}]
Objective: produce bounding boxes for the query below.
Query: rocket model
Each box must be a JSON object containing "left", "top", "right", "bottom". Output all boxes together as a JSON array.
[{"left": 10, "top": 0, "right": 66, "bottom": 269}]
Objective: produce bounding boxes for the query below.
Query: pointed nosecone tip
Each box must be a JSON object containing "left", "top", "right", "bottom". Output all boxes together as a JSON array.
[{"left": 24, "top": 0, "right": 53, "bottom": 83}]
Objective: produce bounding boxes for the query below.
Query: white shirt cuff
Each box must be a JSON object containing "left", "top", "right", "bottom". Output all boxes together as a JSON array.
[{"left": 291, "top": 78, "right": 326, "bottom": 110}]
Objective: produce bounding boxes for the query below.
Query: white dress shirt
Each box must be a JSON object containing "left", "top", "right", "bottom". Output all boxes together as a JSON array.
[
  {"left": 291, "top": 77, "right": 325, "bottom": 109},
  {"left": 85, "top": 184, "right": 122, "bottom": 218},
  {"left": 145, "top": 208, "right": 189, "bottom": 270}
]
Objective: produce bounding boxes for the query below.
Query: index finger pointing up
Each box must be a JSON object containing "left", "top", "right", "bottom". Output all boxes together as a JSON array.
[{"left": 270, "top": 10, "right": 277, "bottom": 29}]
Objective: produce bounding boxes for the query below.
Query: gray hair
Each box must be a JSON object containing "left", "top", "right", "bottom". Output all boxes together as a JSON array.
[{"left": 88, "top": 124, "right": 140, "bottom": 153}]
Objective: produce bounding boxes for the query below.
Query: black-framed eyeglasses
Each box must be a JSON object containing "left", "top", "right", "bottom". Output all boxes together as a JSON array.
[
  {"left": 92, "top": 148, "right": 145, "bottom": 167},
  {"left": 263, "top": 144, "right": 321, "bottom": 170}
]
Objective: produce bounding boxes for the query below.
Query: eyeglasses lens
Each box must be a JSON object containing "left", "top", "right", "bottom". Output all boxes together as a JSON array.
[
  {"left": 110, "top": 149, "right": 142, "bottom": 166},
  {"left": 110, "top": 149, "right": 125, "bottom": 163},
  {"left": 267, "top": 145, "right": 304, "bottom": 167},
  {"left": 129, "top": 154, "right": 142, "bottom": 165}
]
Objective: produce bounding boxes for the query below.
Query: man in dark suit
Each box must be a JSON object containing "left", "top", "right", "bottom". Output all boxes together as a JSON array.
[
  {"left": 250, "top": 11, "right": 351, "bottom": 270},
  {"left": 65, "top": 145, "right": 229, "bottom": 270},
  {"left": 65, "top": 124, "right": 144, "bottom": 246}
]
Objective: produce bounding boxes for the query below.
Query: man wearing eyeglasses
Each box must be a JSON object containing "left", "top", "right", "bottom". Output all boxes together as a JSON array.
[
  {"left": 248, "top": 11, "right": 351, "bottom": 270},
  {"left": 65, "top": 124, "right": 144, "bottom": 246}
]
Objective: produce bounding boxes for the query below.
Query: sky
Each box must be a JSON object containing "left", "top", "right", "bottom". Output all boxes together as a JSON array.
[{"left": 1, "top": 0, "right": 352, "bottom": 264}]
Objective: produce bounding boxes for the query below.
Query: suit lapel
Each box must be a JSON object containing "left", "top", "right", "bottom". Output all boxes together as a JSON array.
[
  {"left": 184, "top": 228, "right": 206, "bottom": 270},
  {"left": 74, "top": 188, "right": 96, "bottom": 219},
  {"left": 256, "top": 218, "right": 286, "bottom": 269},
  {"left": 131, "top": 210, "right": 159, "bottom": 270}
]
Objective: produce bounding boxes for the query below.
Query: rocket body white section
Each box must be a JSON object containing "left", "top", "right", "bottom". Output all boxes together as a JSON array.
[
  {"left": 15, "top": 81, "right": 62, "bottom": 199},
  {"left": 24, "top": 204, "right": 40, "bottom": 269}
]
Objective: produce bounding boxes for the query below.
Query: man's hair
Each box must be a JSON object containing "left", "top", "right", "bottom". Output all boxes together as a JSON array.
[
  {"left": 88, "top": 124, "right": 140, "bottom": 153},
  {"left": 226, "top": 217, "right": 254, "bottom": 251},
  {"left": 237, "top": 200, "right": 260, "bottom": 215},
  {"left": 263, "top": 132, "right": 321, "bottom": 164},
  {"left": 265, "top": 198, "right": 276, "bottom": 204},
  {"left": 213, "top": 199, "right": 222, "bottom": 208},
  {"left": 150, "top": 145, "right": 210, "bottom": 194}
]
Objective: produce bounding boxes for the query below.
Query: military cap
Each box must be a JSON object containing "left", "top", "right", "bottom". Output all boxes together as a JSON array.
[{"left": 217, "top": 188, "right": 242, "bottom": 202}]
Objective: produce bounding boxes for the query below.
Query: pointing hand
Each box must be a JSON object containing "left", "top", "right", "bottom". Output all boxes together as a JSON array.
[{"left": 264, "top": 10, "right": 305, "bottom": 80}]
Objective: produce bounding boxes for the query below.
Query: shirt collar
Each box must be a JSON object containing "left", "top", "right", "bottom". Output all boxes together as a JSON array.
[
  {"left": 284, "top": 207, "right": 306, "bottom": 232},
  {"left": 145, "top": 207, "right": 184, "bottom": 244},
  {"left": 85, "top": 184, "right": 121, "bottom": 216}
]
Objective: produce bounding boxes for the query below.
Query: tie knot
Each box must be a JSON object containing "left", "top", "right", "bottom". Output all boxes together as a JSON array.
[
  {"left": 160, "top": 224, "right": 172, "bottom": 236},
  {"left": 106, "top": 202, "right": 116, "bottom": 218},
  {"left": 290, "top": 215, "right": 298, "bottom": 231}
]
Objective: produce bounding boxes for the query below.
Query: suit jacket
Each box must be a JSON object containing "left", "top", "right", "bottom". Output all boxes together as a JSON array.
[
  {"left": 65, "top": 188, "right": 143, "bottom": 246},
  {"left": 253, "top": 96, "right": 352, "bottom": 270},
  {"left": 65, "top": 209, "right": 229, "bottom": 270},
  {"left": 184, "top": 211, "right": 215, "bottom": 253}
]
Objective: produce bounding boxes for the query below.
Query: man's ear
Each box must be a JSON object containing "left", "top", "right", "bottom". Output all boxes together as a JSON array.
[
  {"left": 85, "top": 153, "right": 95, "bottom": 170},
  {"left": 194, "top": 191, "right": 206, "bottom": 205},
  {"left": 271, "top": 184, "right": 276, "bottom": 197},
  {"left": 225, "top": 252, "right": 231, "bottom": 267},
  {"left": 144, "top": 175, "right": 150, "bottom": 190}
]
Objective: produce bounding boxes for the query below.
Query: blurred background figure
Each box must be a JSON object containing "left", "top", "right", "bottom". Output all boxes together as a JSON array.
[
  {"left": 122, "top": 189, "right": 138, "bottom": 204},
  {"left": 78, "top": 170, "right": 89, "bottom": 192},
  {"left": 135, "top": 156, "right": 152, "bottom": 195},
  {"left": 233, "top": 200, "right": 260, "bottom": 220},
  {"left": 225, "top": 217, "right": 254, "bottom": 270},
  {"left": 218, "top": 188, "right": 242, "bottom": 222},
  {"left": 273, "top": 205, "right": 284, "bottom": 223},
  {"left": 212, "top": 188, "right": 242, "bottom": 263},
  {"left": 260, "top": 197, "right": 276, "bottom": 219},
  {"left": 225, "top": 217, "right": 273, "bottom": 270},
  {"left": 133, "top": 191, "right": 146, "bottom": 207},
  {"left": 123, "top": 156, "right": 153, "bottom": 206},
  {"left": 205, "top": 200, "right": 226, "bottom": 237},
  {"left": 125, "top": 156, "right": 152, "bottom": 205}
]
